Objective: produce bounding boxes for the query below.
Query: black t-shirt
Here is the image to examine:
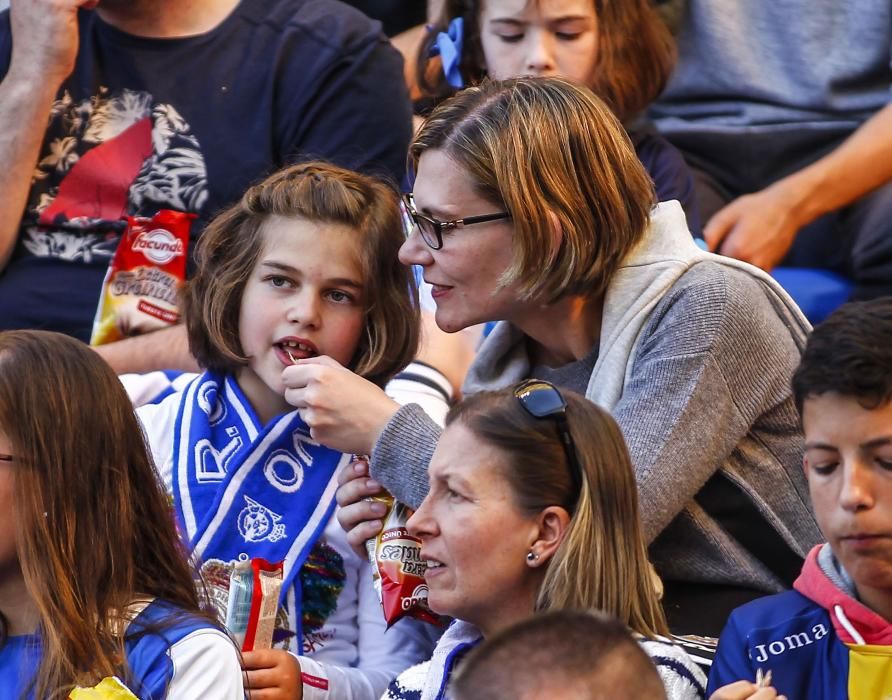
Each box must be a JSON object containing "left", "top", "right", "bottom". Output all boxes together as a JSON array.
[
  {"left": 341, "top": 0, "right": 426, "bottom": 36},
  {"left": 0, "top": 0, "right": 413, "bottom": 341}
]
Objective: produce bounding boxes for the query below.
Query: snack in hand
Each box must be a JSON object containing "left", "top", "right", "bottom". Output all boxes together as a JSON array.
[
  {"left": 366, "top": 493, "right": 440, "bottom": 627},
  {"left": 225, "top": 558, "right": 284, "bottom": 651},
  {"left": 90, "top": 210, "right": 195, "bottom": 345}
]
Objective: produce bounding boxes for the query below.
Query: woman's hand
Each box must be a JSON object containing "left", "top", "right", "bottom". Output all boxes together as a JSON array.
[
  {"left": 709, "top": 680, "right": 787, "bottom": 700},
  {"left": 336, "top": 457, "right": 387, "bottom": 555},
  {"left": 243, "top": 649, "right": 302, "bottom": 700},
  {"left": 282, "top": 356, "right": 400, "bottom": 455}
]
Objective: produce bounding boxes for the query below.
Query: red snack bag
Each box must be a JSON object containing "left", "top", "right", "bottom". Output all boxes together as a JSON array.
[
  {"left": 366, "top": 493, "right": 440, "bottom": 627},
  {"left": 90, "top": 210, "right": 195, "bottom": 345}
]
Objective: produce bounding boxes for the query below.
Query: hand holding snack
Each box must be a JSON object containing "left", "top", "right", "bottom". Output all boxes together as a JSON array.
[
  {"left": 366, "top": 493, "right": 439, "bottom": 627},
  {"left": 91, "top": 210, "right": 195, "bottom": 346},
  {"left": 336, "top": 457, "right": 387, "bottom": 555},
  {"left": 225, "top": 558, "right": 284, "bottom": 651},
  {"left": 709, "top": 680, "right": 787, "bottom": 700},
  {"left": 242, "top": 649, "right": 302, "bottom": 700}
]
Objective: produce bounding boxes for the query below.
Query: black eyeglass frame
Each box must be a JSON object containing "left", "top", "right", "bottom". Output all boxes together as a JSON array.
[
  {"left": 401, "top": 193, "right": 511, "bottom": 250},
  {"left": 513, "top": 379, "right": 583, "bottom": 507}
]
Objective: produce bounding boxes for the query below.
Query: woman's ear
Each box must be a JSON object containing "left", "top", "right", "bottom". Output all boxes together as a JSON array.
[{"left": 526, "top": 506, "right": 571, "bottom": 568}]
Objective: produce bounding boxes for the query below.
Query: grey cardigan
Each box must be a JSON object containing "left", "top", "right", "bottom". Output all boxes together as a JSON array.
[{"left": 371, "top": 203, "right": 822, "bottom": 593}]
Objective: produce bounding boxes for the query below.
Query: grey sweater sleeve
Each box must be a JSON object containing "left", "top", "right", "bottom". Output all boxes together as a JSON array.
[
  {"left": 613, "top": 262, "right": 807, "bottom": 543},
  {"left": 369, "top": 403, "right": 441, "bottom": 509}
]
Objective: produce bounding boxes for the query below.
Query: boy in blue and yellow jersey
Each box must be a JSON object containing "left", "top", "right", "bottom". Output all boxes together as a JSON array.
[{"left": 709, "top": 298, "right": 892, "bottom": 700}]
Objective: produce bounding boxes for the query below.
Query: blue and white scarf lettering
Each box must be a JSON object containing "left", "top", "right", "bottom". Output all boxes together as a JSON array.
[{"left": 171, "top": 371, "right": 350, "bottom": 643}]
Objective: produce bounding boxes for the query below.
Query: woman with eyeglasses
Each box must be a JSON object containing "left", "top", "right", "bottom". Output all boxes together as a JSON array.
[
  {"left": 283, "top": 76, "right": 822, "bottom": 636},
  {"left": 384, "top": 382, "right": 705, "bottom": 699}
]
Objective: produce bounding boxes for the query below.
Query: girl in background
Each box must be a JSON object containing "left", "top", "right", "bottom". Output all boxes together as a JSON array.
[
  {"left": 416, "top": 0, "right": 701, "bottom": 235},
  {"left": 138, "top": 162, "right": 445, "bottom": 700},
  {"left": 0, "top": 330, "right": 243, "bottom": 699}
]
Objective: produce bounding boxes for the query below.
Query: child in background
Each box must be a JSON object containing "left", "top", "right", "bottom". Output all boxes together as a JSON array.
[
  {"left": 137, "top": 162, "right": 445, "bottom": 700},
  {"left": 708, "top": 298, "right": 892, "bottom": 699},
  {"left": 416, "top": 0, "right": 701, "bottom": 235},
  {"left": 452, "top": 611, "right": 668, "bottom": 700},
  {"left": 0, "top": 330, "right": 242, "bottom": 700}
]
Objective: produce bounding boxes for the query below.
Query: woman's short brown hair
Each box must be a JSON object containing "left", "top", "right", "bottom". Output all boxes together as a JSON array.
[
  {"left": 411, "top": 77, "right": 654, "bottom": 304},
  {"left": 184, "top": 161, "right": 420, "bottom": 388},
  {"left": 418, "top": 0, "right": 675, "bottom": 123}
]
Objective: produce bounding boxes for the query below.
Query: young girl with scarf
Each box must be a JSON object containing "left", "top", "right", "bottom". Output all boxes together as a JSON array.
[{"left": 137, "top": 162, "right": 447, "bottom": 700}]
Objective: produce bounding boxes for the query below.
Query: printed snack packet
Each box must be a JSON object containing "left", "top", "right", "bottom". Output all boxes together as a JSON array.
[
  {"left": 366, "top": 493, "right": 440, "bottom": 627},
  {"left": 225, "top": 558, "right": 284, "bottom": 651},
  {"left": 69, "top": 676, "right": 139, "bottom": 699},
  {"left": 90, "top": 210, "right": 195, "bottom": 346}
]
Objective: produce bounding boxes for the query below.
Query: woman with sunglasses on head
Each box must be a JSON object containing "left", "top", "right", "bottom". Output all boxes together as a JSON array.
[
  {"left": 283, "top": 77, "right": 822, "bottom": 636},
  {"left": 384, "top": 382, "right": 705, "bottom": 699}
]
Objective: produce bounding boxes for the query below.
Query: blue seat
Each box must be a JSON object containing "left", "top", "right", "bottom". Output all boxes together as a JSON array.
[{"left": 771, "top": 267, "right": 853, "bottom": 325}]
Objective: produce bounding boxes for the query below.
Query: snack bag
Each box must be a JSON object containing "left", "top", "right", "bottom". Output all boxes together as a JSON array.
[
  {"left": 225, "top": 558, "right": 284, "bottom": 651},
  {"left": 90, "top": 210, "right": 195, "bottom": 345},
  {"left": 69, "top": 676, "right": 139, "bottom": 700},
  {"left": 366, "top": 493, "right": 439, "bottom": 627}
]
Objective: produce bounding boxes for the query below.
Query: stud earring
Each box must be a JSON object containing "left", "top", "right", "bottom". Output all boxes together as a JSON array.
[{"left": 526, "top": 551, "right": 539, "bottom": 562}]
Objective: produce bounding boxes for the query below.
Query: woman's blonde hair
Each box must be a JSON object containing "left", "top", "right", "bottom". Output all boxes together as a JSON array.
[
  {"left": 417, "top": 0, "right": 675, "bottom": 123},
  {"left": 185, "top": 161, "right": 420, "bottom": 388},
  {"left": 0, "top": 330, "right": 218, "bottom": 699},
  {"left": 411, "top": 77, "right": 654, "bottom": 304},
  {"left": 446, "top": 385, "right": 668, "bottom": 638}
]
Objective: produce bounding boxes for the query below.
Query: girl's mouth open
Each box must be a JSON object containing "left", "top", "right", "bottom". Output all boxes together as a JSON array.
[{"left": 276, "top": 340, "right": 318, "bottom": 365}]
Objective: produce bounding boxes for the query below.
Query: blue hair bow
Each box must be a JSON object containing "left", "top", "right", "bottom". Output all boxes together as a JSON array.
[{"left": 428, "top": 17, "right": 464, "bottom": 89}]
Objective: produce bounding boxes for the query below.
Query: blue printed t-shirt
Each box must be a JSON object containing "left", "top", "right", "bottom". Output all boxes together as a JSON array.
[{"left": 0, "top": 0, "right": 412, "bottom": 341}]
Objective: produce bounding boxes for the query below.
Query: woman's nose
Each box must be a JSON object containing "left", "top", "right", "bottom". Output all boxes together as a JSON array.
[
  {"left": 399, "top": 230, "right": 434, "bottom": 267},
  {"left": 407, "top": 496, "right": 436, "bottom": 538}
]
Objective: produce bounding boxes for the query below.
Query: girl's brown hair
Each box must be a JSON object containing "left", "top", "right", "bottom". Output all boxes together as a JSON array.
[
  {"left": 185, "top": 161, "right": 420, "bottom": 388},
  {"left": 0, "top": 330, "right": 217, "bottom": 699},
  {"left": 411, "top": 77, "right": 654, "bottom": 304},
  {"left": 446, "top": 386, "right": 668, "bottom": 638},
  {"left": 418, "top": 0, "right": 675, "bottom": 123}
]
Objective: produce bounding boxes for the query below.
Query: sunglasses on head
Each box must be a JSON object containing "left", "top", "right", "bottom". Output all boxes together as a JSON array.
[{"left": 513, "top": 379, "right": 583, "bottom": 503}]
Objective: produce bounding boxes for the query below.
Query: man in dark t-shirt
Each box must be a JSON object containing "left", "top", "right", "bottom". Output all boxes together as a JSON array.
[{"left": 0, "top": 0, "right": 413, "bottom": 371}]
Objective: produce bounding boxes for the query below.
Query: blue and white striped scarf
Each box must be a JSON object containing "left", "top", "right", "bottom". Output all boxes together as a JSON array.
[{"left": 171, "top": 371, "right": 350, "bottom": 640}]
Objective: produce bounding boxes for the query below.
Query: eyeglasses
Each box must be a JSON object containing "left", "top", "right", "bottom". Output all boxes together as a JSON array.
[
  {"left": 401, "top": 193, "right": 511, "bottom": 250},
  {"left": 513, "top": 379, "right": 583, "bottom": 506}
]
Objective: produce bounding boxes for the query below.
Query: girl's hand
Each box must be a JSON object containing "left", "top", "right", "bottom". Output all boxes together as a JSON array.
[
  {"left": 709, "top": 681, "right": 787, "bottom": 700},
  {"left": 282, "top": 356, "right": 400, "bottom": 455},
  {"left": 243, "top": 649, "right": 302, "bottom": 700},
  {"left": 336, "top": 457, "right": 387, "bottom": 555}
]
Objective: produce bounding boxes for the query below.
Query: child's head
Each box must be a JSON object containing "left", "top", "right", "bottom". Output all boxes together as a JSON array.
[
  {"left": 452, "top": 610, "right": 667, "bottom": 700},
  {"left": 0, "top": 330, "right": 207, "bottom": 696},
  {"left": 792, "top": 298, "right": 892, "bottom": 599},
  {"left": 185, "top": 161, "right": 419, "bottom": 389},
  {"left": 419, "top": 0, "right": 675, "bottom": 122}
]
